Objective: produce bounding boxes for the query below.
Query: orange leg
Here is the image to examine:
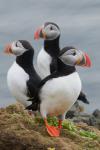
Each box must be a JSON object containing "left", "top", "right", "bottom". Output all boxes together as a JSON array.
[
  {"left": 58, "top": 120, "right": 62, "bottom": 129},
  {"left": 28, "top": 110, "right": 34, "bottom": 116},
  {"left": 44, "top": 118, "right": 60, "bottom": 137}
]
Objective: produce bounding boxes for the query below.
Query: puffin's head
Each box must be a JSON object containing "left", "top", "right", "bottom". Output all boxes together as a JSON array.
[
  {"left": 34, "top": 22, "right": 60, "bottom": 40},
  {"left": 4, "top": 40, "right": 34, "bottom": 56},
  {"left": 59, "top": 47, "right": 92, "bottom": 67}
]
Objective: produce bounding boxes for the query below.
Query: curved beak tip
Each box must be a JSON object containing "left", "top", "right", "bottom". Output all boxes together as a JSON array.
[
  {"left": 4, "top": 44, "right": 12, "bottom": 54},
  {"left": 84, "top": 53, "right": 92, "bottom": 67},
  {"left": 34, "top": 27, "right": 42, "bottom": 40},
  {"left": 76, "top": 52, "right": 92, "bottom": 68},
  {"left": 34, "top": 31, "right": 39, "bottom": 40}
]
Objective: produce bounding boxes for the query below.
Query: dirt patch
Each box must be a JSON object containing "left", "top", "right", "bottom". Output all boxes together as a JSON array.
[{"left": 0, "top": 103, "right": 100, "bottom": 150}]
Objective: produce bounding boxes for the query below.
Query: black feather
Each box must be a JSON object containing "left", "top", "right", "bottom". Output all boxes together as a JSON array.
[{"left": 78, "top": 91, "right": 89, "bottom": 104}]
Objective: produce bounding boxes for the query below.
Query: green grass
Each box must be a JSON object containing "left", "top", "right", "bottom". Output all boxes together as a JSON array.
[
  {"left": 5, "top": 104, "right": 100, "bottom": 141},
  {"left": 35, "top": 116, "right": 99, "bottom": 140}
]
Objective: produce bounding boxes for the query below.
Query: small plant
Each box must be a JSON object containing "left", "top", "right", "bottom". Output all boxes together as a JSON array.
[
  {"left": 35, "top": 116, "right": 44, "bottom": 125},
  {"left": 47, "top": 116, "right": 58, "bottom": 126},
  {"left": 79, "top": 130, "right": 98, "bottom": 139},
  {"left": 62, "top": 120, "right": 77, "bottom": 132},
  {"left": 35, "top": 116, "right": 58, "bottom": 126}
]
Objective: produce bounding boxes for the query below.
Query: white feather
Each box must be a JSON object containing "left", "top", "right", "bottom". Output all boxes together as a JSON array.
[
  {"left": 40, "top": 72, "right": 81, "bottom": 118},
  {"left": 7, "top": 62, "right": 31, "bottom": 107},
  {"left": 37, "top": 47, "right": 52, "bottom": 79}
]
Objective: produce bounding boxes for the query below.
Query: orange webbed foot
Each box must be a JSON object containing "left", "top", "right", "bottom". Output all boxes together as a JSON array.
[{"left": 44, "top": 119, "right": 60, "bottom": 137}]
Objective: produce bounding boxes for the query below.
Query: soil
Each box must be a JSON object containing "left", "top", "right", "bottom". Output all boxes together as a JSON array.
[{"left": 0, "top": 103, "right": 100, "bottom": 150}]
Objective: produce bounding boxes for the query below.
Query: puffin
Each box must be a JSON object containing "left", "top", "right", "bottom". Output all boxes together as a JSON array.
[
  {"left": 34, "top": 22, "right": 90, "bottom": 104},
  {"left": 5, "top": 40, "right": 42, "bottom": 111}
]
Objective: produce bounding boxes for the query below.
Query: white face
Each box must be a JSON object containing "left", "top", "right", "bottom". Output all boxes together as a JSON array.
[
  {"left": 42, "top": 23, "right": 60, "bottom": 40},
  {"left": 60, "top": 48, "right": 91, "bottom": 67},
  {"left": 11, "top": 41, "right": 28, "bottom": 56}
]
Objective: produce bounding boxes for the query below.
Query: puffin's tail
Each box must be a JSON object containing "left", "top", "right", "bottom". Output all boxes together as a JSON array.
[{"left": 26, "top": 96, "right": 40, "bottom": 111}]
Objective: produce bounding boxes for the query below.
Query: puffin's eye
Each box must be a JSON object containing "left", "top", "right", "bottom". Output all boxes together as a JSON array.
[
  {"left": 67, "top": 49, "right": 76, "bottom": 56},
  {"left": 16, "top": 42, "right": 18, "bottom": 47},
  {"left": 71, "top": 49, "right": 76, "bottom": 56},
  {"left": 73, "top": 51, "right": 76, "bottom": 56},
  {"left": 50, "top": 26, "right": 53, "bottom": 30}
]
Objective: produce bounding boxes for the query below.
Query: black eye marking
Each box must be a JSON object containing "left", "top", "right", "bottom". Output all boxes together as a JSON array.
[
  {"left": 72, "top": 49, "right": 76, "bottom": 56},
  {"left": 16, "top": 42, "right": 18, "bottom": 47},
  {"left": 50, "top": 26, "right": 53, "bottom": 30},
  {"left": 73, "top": 52, "right": 76, "bottom": 55}
]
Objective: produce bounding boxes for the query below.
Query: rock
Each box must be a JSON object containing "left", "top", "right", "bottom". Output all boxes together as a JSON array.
[
  {"left": 93, "top": 109, "right": 100, "bottom": 119},
  {"left": 89, "top": 116, "right": 97, "bottom": 126},
  {"left": 88, "top": 116, "right": 100, "bottom": 130},
  {"left": 66, "top": 101, "right": 84, "bottom": 119},
  {"left": 66, "top": 105, "right": 100, "bottom": 130},
  {"left": 66, "top": 111, "right": 75, "bottom": 119}
]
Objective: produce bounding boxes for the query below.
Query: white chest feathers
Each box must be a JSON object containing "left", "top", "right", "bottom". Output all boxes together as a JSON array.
[
  {"left": 40, "top": 72, "right": 82, "bottom": 118},
  {"left": 37, "top": 48, "right": 52, "bottom": 79},
  {"left": 7, "top": 62, "right": 31, "bottom": 107}
]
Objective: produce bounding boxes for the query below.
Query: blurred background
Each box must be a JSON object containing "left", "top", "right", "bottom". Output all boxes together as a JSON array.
[{"left": 0, "top": 0, "right": 100, "bottom": 113}]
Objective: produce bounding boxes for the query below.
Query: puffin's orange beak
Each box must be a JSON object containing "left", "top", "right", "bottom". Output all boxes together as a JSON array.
[
  {"left": 34, "top": 27, "right": 46, "bottom": 40},
  {"left": 34, "top": 27, "right": 42, "bottom": 40},
  {"left": 83, "top": 53, "right": 91, "bottom": 67},
  {"left": 4, "top": 44, "right": 13, "bottom": 54}
]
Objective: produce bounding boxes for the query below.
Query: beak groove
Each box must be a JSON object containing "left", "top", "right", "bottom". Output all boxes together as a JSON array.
[{"left": 34, "top": 27, "right": 46, "bottom": 40}]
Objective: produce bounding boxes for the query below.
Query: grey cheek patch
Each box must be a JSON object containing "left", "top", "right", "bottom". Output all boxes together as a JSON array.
[
  {"left": 60, "top": 49, "right": 85, "bottom": 66},
  {"left": 60, "top": 54, "right": 77, "bottom": 66}
]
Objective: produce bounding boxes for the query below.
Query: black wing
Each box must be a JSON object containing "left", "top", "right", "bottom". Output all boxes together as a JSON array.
[
  {"left": 26, "top": 77, "right": 41, "bottom": 111},
  {"left": 50, "top": 57, "right": 58, "bottom": 73},
  {"left": 27, "top": 78, "right": 39, "bottom": 98},
  {"left": 26, "top": 71, "right": 59, "bottom": 111}
]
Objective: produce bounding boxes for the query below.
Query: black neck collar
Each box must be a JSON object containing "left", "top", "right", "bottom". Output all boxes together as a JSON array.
[
  {"left": 16, "top": 50, "right": 33, "bottom": 69},
  {"left": 44, "top": 36, "right": 60, "bottom": 57}
]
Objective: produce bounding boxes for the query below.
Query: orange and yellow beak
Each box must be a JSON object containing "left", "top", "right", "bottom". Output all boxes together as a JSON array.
[
  {"left": 34, "top": 27, "right": 46, "bottom": 40},
  {"left": 4, "top": 44, "right": 13, "bottom": 54}
]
